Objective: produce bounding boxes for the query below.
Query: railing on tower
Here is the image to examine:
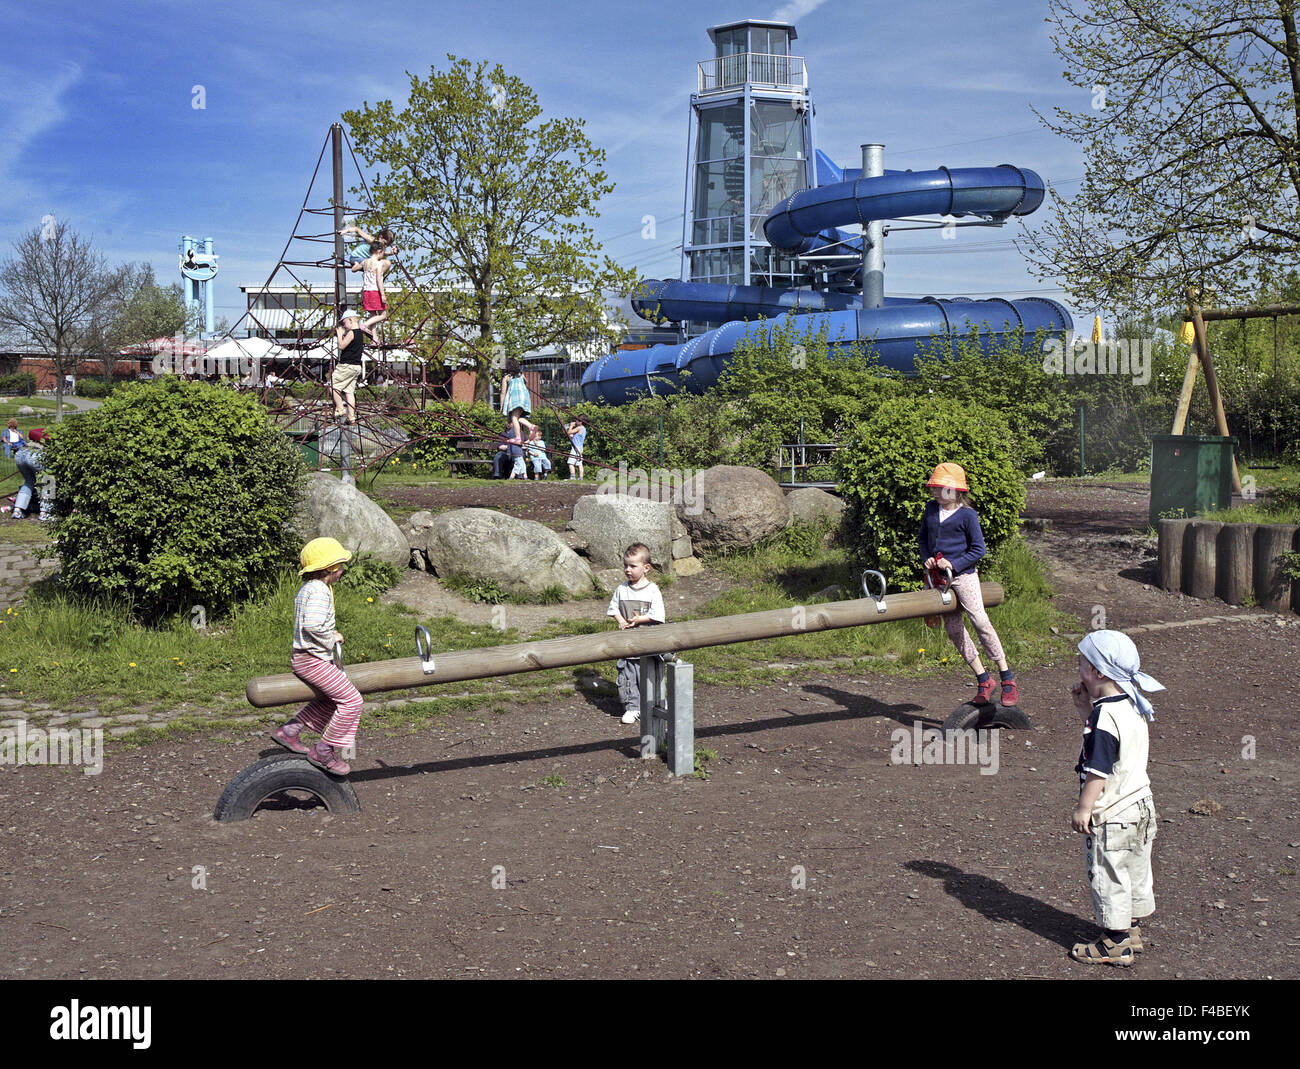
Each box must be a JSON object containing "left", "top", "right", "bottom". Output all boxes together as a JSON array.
[{"left": 697, "top": 52, "right": 806, "bottom": 93}]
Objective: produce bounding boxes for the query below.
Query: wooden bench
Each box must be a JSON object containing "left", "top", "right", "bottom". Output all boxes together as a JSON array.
[{"left": 448, "top": 438, "right": 503, "bottom": 477}]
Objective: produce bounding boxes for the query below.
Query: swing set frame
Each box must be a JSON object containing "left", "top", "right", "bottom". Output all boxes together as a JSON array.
[{"left": 1177, "top": 287, "right": 1300, "bottom": 493}]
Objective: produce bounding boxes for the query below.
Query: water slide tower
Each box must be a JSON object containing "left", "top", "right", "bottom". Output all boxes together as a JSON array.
[{"left": 681, "top": 20, "right": 815, "bottom": 329}]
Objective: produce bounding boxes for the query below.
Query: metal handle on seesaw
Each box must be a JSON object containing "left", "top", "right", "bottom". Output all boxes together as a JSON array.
[
  {"left": 860, "top": 570, "right": 888, "bottom": 614},
  {"left": 332, "top": 642, "right": 343, "bottom": 668},
  {"left": 935, "top": 563, "right": 954, "bottom": 605},
  {"left": 415, "top": 625, "right": 436, "bottom": 675}
]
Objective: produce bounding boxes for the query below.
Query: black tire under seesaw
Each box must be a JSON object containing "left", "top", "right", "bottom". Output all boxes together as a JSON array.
[
  {"left": 213, "top": 753, "right": 361, "bottom": 822},
  {"left": 942, "top": 702, "right": 1032, "bottom": 735}
]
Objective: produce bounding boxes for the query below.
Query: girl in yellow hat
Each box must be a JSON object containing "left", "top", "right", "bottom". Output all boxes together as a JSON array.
[
  {"left": 270, "top": 537, "right": 363, "bottom": 774},
  {"left": 918, "top": 463, "right": 1016, "bottom": 707}
]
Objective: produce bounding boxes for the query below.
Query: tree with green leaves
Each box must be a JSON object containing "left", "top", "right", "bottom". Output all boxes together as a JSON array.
[
  {"left": 343, "top": 56, "right": 638, "bottom": 400},
  {"left": 1019, "top": 0, "right": 1300, "bottom": 314},
  {"left": 100, "top": 264, "right": 194, "bottom": 352}
]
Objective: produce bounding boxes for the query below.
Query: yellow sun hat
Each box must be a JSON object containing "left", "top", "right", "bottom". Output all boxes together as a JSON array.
[
  {"left": 925, "top": 462, "right": 969, "bottom": 492},
  {"left": 299, "top": 537, "right": 353, "bottom": 576}
]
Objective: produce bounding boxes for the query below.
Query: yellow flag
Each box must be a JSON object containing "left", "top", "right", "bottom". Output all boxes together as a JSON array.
[
  {"left": 1179, "top": 320, "right": 1195, "bottom": 345},
  {"left": 1091, "top": 315, "right": 1103, "bottom": 343}
]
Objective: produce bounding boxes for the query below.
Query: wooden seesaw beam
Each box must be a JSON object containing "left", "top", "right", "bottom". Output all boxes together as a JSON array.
[{"left": 245, "top": 582, "right": 1004, "bottom": 708}]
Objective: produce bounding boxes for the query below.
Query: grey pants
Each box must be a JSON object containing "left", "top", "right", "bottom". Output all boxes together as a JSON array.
[{"left": 616, "top": 658, "right": 640, "bottom": 710}]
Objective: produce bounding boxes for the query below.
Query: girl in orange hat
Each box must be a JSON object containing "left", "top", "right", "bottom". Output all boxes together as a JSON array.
[{"left": 918, "top": 462, "right": 1016, "bottom": 707}]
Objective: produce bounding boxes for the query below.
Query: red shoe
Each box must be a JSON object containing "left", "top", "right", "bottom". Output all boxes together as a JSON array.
[
  {"left": 974, "top": 677, "right": 997, "bottom": 705},
  {"left": 306, "top": 742, "right": 351, "bottom": 776},
  {"left": 1001, "top": 678, "right": 1019, "bottom": 707},
  {"left": 271, "top": 722, "right": 310, "bottom": 755}
]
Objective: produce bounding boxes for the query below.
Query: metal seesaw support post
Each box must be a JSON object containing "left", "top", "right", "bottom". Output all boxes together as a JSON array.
[{"left": 639, "top": 654, "right": 694, "bottom": 776}]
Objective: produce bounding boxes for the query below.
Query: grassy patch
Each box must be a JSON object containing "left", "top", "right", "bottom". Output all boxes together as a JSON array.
[
  {"left": 438, "top": 571, "right": 581, "bottom": 606},
  {"left": 0, "top": 510, "right": 1067, "bottom": 734},
  {"left": 0, "top": 523, "right": 52, "bottom": 545},
  {"left": 0, "top": 572, "right": 518, "bottom": 714}
]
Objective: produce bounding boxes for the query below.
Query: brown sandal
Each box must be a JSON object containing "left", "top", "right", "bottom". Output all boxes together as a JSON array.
[{"left": 1070, "top": 935, "right": 1134, "bottom": 966}]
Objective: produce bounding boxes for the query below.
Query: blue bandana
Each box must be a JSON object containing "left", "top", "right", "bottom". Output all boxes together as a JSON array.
[{"left": 1078, "top": 630, "right": 1164, "bottom": 721}]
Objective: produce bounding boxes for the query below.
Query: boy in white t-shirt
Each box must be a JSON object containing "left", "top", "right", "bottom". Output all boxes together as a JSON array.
[
  {"left": 1068, "top": 629, "right": 1165, "bottom": 967},
  {"left": 606, "top": 543, "right": 666, "bottom": 725}
]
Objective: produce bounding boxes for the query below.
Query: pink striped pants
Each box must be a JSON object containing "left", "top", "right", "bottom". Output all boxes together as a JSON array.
[
  {"left": 290, "top": 652, "right": 363, "bottom": 748},
  {"left": 943, "top": 572, "right": 1006, "bottom": 667}
]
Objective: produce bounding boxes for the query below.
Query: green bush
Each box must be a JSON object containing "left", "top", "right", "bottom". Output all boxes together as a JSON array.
[
  {"left": 336, "top": 552, "right": 401, "bottom": 597},
  {"left": 911, "top": 327, "right": 1071, "bottom": 471},
  {"left": 0, "top": 372, "right": 35, "bottom": 395},
  {"left": 834, "top": 397, "right": 1025, "bottom": 590},
  {"left": 721, "top": 317, "right": 905, "bottom": 468},
  {"left": 74, "top": 379, "right": 124, "bottom": 399},
  {"left": 398, "top": 400, "right": 502, "bottom": 473},
  {"left": 43, "top": 377, "right": 305, "bottom": 622}
]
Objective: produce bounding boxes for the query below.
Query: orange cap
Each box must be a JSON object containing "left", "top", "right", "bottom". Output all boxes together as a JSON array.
[{"left": 926, "top": 462, "right": 968, "bottom": 492}]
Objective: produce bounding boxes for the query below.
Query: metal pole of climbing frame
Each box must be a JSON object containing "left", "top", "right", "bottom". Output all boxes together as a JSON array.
[
  {"left": 861, "top": 144, "right": 885, "bottom": 310},
  {"left": 332, "top": 123, "right": 346, "bottom": 315}
]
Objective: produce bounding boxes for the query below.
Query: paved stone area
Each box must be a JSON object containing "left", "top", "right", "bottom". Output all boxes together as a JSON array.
[{"left": 0, "top": 542, "right": 57, "bottom": 606}]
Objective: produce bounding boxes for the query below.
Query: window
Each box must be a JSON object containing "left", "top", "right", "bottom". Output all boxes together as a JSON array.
[{"left": 696, "top": 104, "right": 744, "bottom": 162}]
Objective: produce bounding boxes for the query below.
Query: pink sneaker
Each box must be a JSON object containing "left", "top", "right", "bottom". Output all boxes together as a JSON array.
[
  {"left": 271, "top": 722, "right": 309, "bottom": 755},
  {"left": 1001, "top": 678, "right": 1019, "bottom": 707},
  {"left": 974, "top": 677, "right": 997, "bottom": 705},
  {"left": 306, "top": 742, "right": 351, "bottom": 776}
]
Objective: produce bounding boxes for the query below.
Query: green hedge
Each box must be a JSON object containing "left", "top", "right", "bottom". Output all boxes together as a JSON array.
[{"left": 44, "top": 378, "right": 305, "bottom": 622}]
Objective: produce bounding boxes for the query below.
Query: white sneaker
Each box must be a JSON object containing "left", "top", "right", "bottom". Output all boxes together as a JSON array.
[{"left": 621, "top": 707, "right": 640, "bottom": 724}]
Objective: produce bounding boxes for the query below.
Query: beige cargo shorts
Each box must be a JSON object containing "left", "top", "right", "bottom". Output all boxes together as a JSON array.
[{"left": 1083, "top": 796, "right": 1157, "bottom": 930}]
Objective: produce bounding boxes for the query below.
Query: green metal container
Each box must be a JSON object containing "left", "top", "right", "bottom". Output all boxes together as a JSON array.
[
  {"left": 288, "top": 430, "right": 319, "bottom": 469},
  {"left": 1148, "top": 434, "right": 1236, "bottom": 526}
]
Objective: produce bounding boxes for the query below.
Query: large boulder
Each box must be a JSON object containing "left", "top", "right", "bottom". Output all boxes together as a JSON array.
[
  {"left": 418, "top": 508, "right": 595, "bottom": 598},
  {"left": 570, "top": 494, "right": 673, "bottom": 571},
  {"left": 677, "top": 465, "right": 791, "bottom": 556},
  {"left": 294, "top": 472, "right": 411, "bottom": 567},
  {"left": 786, "top": 487, "right": 846, "bottom": 526}
]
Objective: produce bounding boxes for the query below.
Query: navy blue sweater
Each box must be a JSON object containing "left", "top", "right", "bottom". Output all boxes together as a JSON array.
[{"left": 917, "top": 501, "right": 986, "bottom": 576}]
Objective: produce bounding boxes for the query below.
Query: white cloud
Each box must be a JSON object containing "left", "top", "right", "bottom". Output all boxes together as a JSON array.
[
  {"left": 0, "top": 60, "right": 81, "bottom": 190},
  {"left": 770, "top": 0, "right": 832, "bottom": 22}
]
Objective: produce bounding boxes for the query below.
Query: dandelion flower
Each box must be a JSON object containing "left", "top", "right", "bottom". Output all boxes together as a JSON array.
[
  {"left": 917, "top": 648, "right": 925, "bottom": 654},
  {"left": 366, "top": 597, "right": 374, "bottom": 603},
  {"left": 8, "top": 668, "right": 15, "bottom": 673},
  {"left": 129, "top": 662, "right": 137, "bottom": 668}
]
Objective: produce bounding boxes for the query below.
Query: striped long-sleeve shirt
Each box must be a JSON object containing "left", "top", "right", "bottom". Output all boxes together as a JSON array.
[{"left": 293, "top": 579, "right": 336, "bottom": 661}]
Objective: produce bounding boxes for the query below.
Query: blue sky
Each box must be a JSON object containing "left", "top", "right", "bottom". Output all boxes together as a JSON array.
[{"left": 1, "top": 0, "right": 1091, "bottom": 326}]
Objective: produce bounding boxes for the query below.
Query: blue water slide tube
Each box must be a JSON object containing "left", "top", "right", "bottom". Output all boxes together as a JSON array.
[
  {"left": 632, "top": 279, "right": 867, "bottom": 324},
  {"left": 583, "top": 159, "right": 1066, "bottom": 404},
  {"left": 583, "top": 296, "right": 1071, "bottom": 405},
  {"left": 764, "top": 164, "right": 1044, "bottom": 255}
]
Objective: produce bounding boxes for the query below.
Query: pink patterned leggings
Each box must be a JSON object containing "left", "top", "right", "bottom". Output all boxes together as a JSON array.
[
  {"left": 943, "top": 572, "right": 1007, "bottom": 667},
  {"left": 290, "top": 652, "right": 363, "bottom": 748}
]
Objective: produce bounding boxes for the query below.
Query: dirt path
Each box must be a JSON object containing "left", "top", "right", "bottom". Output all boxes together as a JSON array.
[{"left": 2, "top": 479, "right": 1297, "bottom": 980}]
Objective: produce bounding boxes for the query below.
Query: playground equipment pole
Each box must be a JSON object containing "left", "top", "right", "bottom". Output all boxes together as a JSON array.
[
  {"left": 861, "top": 144, "right": 885, "bottom": 309},
  {"left": 245, "top": 582, "right": 1004, "bottom": 708},
  {"left": 1181, "top": 287, "right": 1242, "bottom": 493},
  {"left": 332, "top": 123, "right": 346, "bottom": 314},
  {"left": 331, "top": 123, "right": 356, "bottom": 485}
]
